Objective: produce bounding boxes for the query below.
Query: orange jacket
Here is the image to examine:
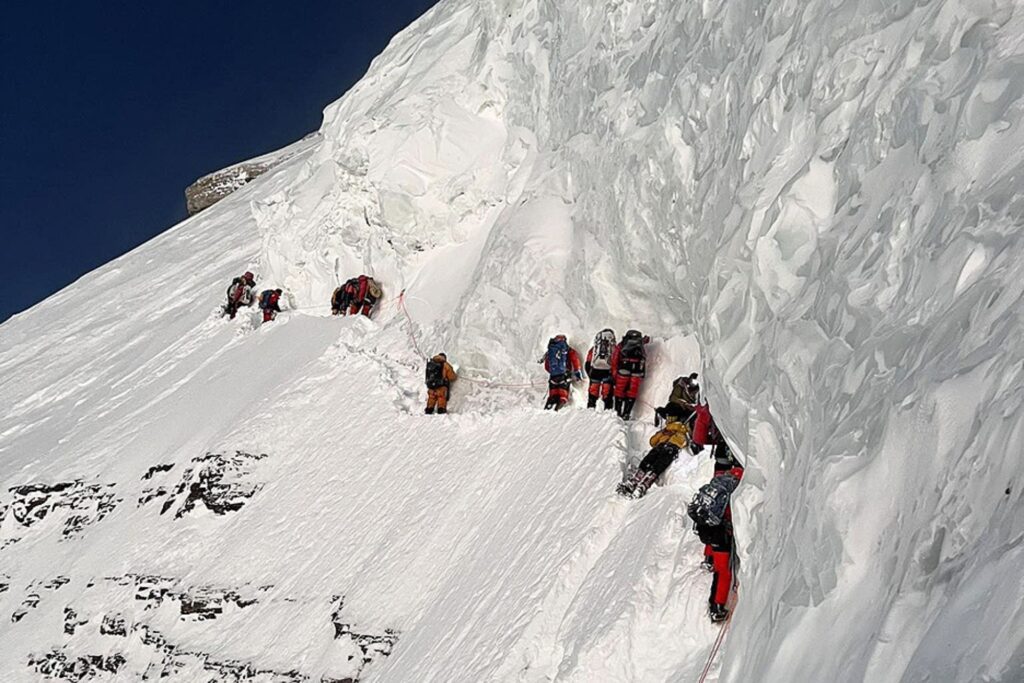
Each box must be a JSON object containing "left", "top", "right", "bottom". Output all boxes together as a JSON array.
[{"left": 429, "top": 355, "right": 458, "bottom": 387}]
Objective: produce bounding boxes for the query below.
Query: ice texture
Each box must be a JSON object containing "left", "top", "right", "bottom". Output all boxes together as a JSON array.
[{"left": 2, "top": 0, "right": 1023, "bottom": 681}]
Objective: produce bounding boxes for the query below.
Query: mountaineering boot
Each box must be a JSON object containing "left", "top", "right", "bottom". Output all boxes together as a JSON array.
[
  {"left": 437, "top": 407, "right": 447, "bottom": 414},
  {"left": 709, "top": 603, "right": 729, "bottom": 623},
  {"left": 587, "top": 395, "right": 598, "bottom": 409},
  {"left": 425, "top": 407, "right": 434, "bottom": 415},
  {"left": 619, "top": 397, "right": 636, "bottom": 420},
  {"left": 617, "top": 468, "right": 657, "bottom": 498},
  {"left": 603, "top": 396, "right": 614, "bottom": 410},
  {"left": 631, "top": 470, "right": 658, "bottom": 498},
  {"left": 615, "top": 468, "right": 641, "bottom": 497}
]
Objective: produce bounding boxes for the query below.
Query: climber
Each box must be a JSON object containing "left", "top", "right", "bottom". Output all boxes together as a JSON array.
[
  {"left": 333, "top": 277, "right": 360, "bottom": 316},
  {"left": 331, "top": 279, "right": 355, "bottom": 315},
  {"left": 540, "top": 335, "right": 582, "bottom": 411},
  {"left": 688, "top": 465, "right": 744, "bottom": 622},
  {"left": 258, "top": 288, "right": 283, "bottom": 323},
  {"left": 584, "top": 329, "right": 617, "bottom": 410},
  {"left": 655, "top": 373, "right": 700, "bottom": 426},
  {"left": 425, "top": 352, "right": 458, "bottom": 415},
  {"left": 616, "top": 417, "right": 690, "bottom": 498},
  {"left": 610, "top": 329, "right": 650, "bottom": 419},
  {"left": 349, "top": 275, "right": 383, "bottom": 317},
  {"left": 691, "top": 403, "right": 740, "bottom": 471},
  {"left": 223, "top": 271, "right": 256, "bottom": 319}
]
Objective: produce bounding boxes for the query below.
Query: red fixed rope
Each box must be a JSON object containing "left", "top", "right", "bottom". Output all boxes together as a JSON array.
[{"left": 396, "top": 290, "right": 428, "bottom": 360}]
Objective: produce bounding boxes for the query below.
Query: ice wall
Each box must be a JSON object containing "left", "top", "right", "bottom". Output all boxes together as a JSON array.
[{"left": 252, "top": 0, "right": 1024, "bottom": 679}]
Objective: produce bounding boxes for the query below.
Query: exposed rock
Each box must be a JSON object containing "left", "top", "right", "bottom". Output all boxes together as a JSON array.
[
  {"left": 12, "top": 593, "right": 40, "bottom": 623},
  {"left": 11, "top": 576, "right": 70, "bottom": 624},
  {"left": 137, "top": 486, "right": 168, "bottom": 506},
  {"left": 186, "top": 162, "right": 271, "bottom": 216},
  {"left": 15, "top": 577, "right": 392, "bottom": 681},
  {"left": 329, "top": 596, "right": 398, "bottom": 673},
  {"left": 100, "top": 613, "right": 127, "bottom": 637},
  {"left": 159, "top": 451, "right": 267, "bottom": 518},
  {"left": 184, "top": 133, "right": 317, "bottom": 216},
  {"left": 114, "top": 573, "right": 260, "bottom": 620},
  {"left": 142, "top": 463, "right": 174, "bottom": 480},
  {"left": 28, "top": 650, "right": 125, "bottom": 681},
  {"left": 0, "top": 480, "right": 119, "bottom": 546},
  {"left": 63, "top": 607, "right": 87, "bottom": 636},
  {"left": 43, "top": 576, "right": 70, "bottom": 590}
]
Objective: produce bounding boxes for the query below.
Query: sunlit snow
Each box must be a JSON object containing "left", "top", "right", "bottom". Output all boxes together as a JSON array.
[{"left": 2, "top": 0, "right": 1022, "bottom": 681}]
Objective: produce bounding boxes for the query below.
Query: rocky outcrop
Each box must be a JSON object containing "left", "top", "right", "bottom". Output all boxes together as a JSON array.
[
  {"left": 25, "top": 576, "right": 396, "bottom": 681},
  {"left": 1, "top": 482, "right": 119, "bottom": 549},
  {"left": 184, "top": 133, "right": 318, "bottom": 215},
  {"left": 185, "top": 161, "right": 273, "bottom": 216},
  {"left": 29, "top": 650, "right": 126, "bottom": 681},
  {"left": 156, "top": 451, "right": 267, "bottom": 518}
]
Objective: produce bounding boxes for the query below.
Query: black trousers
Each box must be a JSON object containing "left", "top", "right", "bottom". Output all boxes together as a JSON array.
[{"left": 637, "top": 443, "right": 680, "bottom": 477}]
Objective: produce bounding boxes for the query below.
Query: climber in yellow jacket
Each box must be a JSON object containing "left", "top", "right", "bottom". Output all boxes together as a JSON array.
[{"left": 616, "top": 419, "right": 691, "bottom": 498}]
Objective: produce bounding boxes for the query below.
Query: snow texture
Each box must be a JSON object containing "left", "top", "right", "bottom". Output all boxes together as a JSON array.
[{"left": 2, "top": 0, "right": 1023, "bottom": 681}]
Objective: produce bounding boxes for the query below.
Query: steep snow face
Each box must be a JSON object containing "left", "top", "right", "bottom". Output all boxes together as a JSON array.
[
  {"left": 2, "top": 0, "right": 1023, "bottom": 682},
  {"left": 250, "top": 0, "right": 1024, "bottom": 679}
]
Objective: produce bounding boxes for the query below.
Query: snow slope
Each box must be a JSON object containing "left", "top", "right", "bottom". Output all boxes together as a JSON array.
[{"left": 3, "top": 0, "right": 1024, "bottom": 681}]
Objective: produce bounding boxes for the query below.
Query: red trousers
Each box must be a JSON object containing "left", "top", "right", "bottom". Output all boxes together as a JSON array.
[
  {"left": 588, "top": 379, "right": 613, "bottom": 400},
  {"left": 709, "top": 549, "right": 732, "bottom": 606},
  {"left": 614, "top": 374, "right": 642, "bottom": 399}
]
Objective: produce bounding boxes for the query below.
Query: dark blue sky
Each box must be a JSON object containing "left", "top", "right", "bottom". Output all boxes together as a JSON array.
[{"left": 1, "top": 1, "right": 439, "bottom": 323}]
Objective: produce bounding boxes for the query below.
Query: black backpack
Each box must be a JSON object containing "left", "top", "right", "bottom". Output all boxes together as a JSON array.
[
  {"left": 687, "top": 473, "right": 739, "bottom": 527},
  {"left": 620, "top": 330, "right": 645, "bottom": 357},
  {"left": 425, "top": 360, "right": 446, "bottom": 389}
]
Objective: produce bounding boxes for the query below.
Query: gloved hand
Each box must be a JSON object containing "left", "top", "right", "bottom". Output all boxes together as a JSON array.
[
  {"left": 573, "top": 371, "right": 583, "bottom": 382},
  {"left": 690, "top": 442, "right": 704, "bottom": 455}
]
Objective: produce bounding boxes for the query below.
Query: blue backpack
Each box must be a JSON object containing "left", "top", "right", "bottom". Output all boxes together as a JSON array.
[
  {"left": 546, "top": 337, "right": 570, "bottom": 376},
  {"left": 259, "top": 289, "right": 274, "bottom": 309}
]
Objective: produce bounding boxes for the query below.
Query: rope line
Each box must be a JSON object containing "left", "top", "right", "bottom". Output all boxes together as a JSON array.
[
  {"left": 697, "top": 610, "right": 732, "bottom": 683},
  {"left": 396, "top": 290, "right": 547, "bottom": 388},
  {"left": 273, "top": 292, "right": 662, "bottom": 404},
  {"left": 396, "top": 290, "right": 429, "bottom": 361}
]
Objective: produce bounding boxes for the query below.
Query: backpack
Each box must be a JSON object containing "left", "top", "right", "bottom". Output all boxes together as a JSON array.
[
  {"left": 687, "top": 473, "right": 739, "bottom": 527},
  {"left": 425, "top": 360, "right": 446, "bottom": 389},
  {"left": 617, "top": 330, "right": 647, "bottom": 375},
  {"left": 620, "top": 329, "right": 645, "bottom": 358},
  {"left": 591, "top": 329, "right": 615, "bottom": 371},
  {"left": 259, "top": 289, "right": 274, "bottom": 309},
  {"left": 546, "top": 337, "right": 570, "bottom": 376}
]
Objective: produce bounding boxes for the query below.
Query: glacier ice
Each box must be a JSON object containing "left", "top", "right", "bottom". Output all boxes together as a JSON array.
[{"left": 2, "top": 0, "right": 1023, "bottom": 681}]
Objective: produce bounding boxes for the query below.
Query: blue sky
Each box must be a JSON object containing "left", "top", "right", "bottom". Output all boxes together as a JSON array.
[{"left": 0, "top": 0, "right": 439, "bottom": 322}]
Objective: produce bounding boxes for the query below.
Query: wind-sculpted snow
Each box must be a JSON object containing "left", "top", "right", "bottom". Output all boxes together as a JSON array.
[
  {"left": 245, "top": 0, "right": 1024, "bottom": 679},
  {"left": 2, "top": 0, "right": 1023, "bottom": 680}
]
